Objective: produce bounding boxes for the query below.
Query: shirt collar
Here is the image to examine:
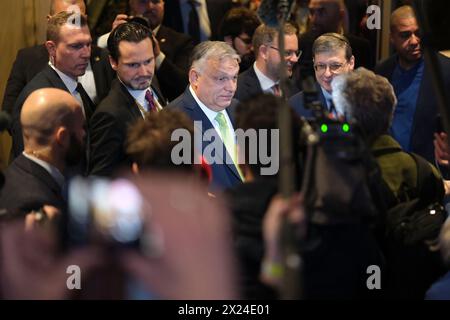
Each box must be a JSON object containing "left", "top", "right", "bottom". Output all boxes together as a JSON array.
[
  {"left": 253, "top": 63, "right": 277, "bottom": 92},
  {"left": 49, "top": 61, "right": 78, "bottom": 95},
  {"left": 189, "top": 85, "right": 221, "bottom": 124},
  {"left": 22, "top": 151, "right": 66, "bottom": 189}
]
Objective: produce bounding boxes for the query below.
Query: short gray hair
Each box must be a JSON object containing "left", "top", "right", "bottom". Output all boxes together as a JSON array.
[
  {"left": 331, "top": 67, "right": 397, "bottom": 142},
  {"left": 190, "top": 41, "right": 240, "bottom": 73}
]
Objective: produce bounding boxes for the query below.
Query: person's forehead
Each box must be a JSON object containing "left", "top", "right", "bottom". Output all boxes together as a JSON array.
[
  {"left": 118, "top": 39, "right": 153, "bottom": 59},
  {"left": 314, "top": 48, "right": 346, "bottom": 61},
  {"left": 393, "top": 17, "right": 418, "bottom": 32},
  {"left": 59, "top": 24, "right": 91, "bottom": 40}
]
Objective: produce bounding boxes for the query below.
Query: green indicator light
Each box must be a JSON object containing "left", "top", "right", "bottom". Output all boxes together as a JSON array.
[
  {"left": 342, "top": 123, "right": 350, "bottom": 132},
  {"left": 321, "top": 124, "right": 328, "bottom": 133}
]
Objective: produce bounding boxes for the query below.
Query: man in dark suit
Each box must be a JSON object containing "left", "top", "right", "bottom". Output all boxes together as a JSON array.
[
  {"left": 163, "top": 0, "right": 233, "bottom": 44},
  {"left": 11, "top": 12, "right": 94, "bottom": 159},
  {"left": 375, "top": 5, "right": 450, "bottom": 163},
  {"left": 167, "top": 41, "right": 243, "bottom": 191},
  {"left": 96, "top": 0, "right": 193, "bottom": 101},
  {"left": 1, "top": 0, "right": 114, "bottom": 116},
  {"left": 289, "top": 33, "right": 354, "bottom": 119},
  {"left": 0, "top": 88, "right": 85, "bottom": 216},
  {"left": 235, "top": 23, "right": 300, "bottom": 102},
  {"left": 89, "top": 22, "right": 165, "bottom": 177}
]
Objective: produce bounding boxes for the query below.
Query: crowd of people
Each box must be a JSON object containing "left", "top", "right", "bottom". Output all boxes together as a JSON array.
[{"left": 1, "top": 0, "right": 450, "bottom": 300}]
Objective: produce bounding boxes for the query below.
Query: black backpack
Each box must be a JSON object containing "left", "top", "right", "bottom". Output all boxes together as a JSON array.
[{"left": 373, "top": 147, "right": 446, "bottom": 246}]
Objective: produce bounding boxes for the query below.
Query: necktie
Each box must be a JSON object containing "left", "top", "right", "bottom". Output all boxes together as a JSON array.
[
  {"left": 187, "top": 0, "right": 201, "bottom": 45},
  {"left": 215, "top": 112, "right": 244, "bottom": 181},
  {"left": 76, "top": 83, "right": 94, "bottom": 120},
  {"left": 145, "top": 90, "right": 157, "bottom": 112},
  {"left": 272, "top": 83, "right": 282, "bottom": 97}
]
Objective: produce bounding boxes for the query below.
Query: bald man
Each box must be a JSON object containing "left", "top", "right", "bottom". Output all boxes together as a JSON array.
[
  {"left": 2, "top": 0, "right": 114, "bottom": 118},
  {"left": 0, "top": 88, "right": 85, "bottom": 216},
  {"left": 375, "top": 5, "right": 450, "bottom": 164}
]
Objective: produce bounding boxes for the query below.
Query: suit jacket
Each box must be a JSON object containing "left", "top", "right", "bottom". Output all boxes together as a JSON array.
[
  {"left": 235, "top": 66, "right": 300, "bottom": 102},
  {"left": 0, "top": 154, "right": 66, "bottom": 216},
  {"left": 2, "top": 44, "right": 114, "bottom": 115},
  {"left": 156, "top": 25, "right": 194, "bottom": 101},
  {"left": 162, "top": 0, "right": 232, "bottom": 41},
  {"left": 375, "top": 53, "right": 450, "bottom": 163},
  {"left": 10, "top": 65, "right": 97, "bottom": 158},
  {"left": 167, "top": 87, "right": 242, "bottom": 190},
  {"left": 88, "top": 79, "right": 166, "bottom": 177},
  {"left": 288, "top": 83, "right": 328, "bottom": 119}
]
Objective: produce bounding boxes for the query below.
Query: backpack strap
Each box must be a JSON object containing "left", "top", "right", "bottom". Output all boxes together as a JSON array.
[{"left": 408, "top": 152, "right": 444, "bottom": 204}]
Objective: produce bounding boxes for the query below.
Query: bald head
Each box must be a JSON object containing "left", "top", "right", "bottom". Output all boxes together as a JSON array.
[
  {"left": 21, "top": 88, "right": 82, "bottom": 147},
  {"left": 49, "top": 0, "right": 86, "bottom": 16},
  {"left": 390, "top": 5, "right": 416, "bottom": 31}
]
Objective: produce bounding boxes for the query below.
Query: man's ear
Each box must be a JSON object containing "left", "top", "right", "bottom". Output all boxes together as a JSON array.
[
  {"left": 45, "top": 41, "right": 56, "bottom": 62},
  {"left": 55, "top": 127, "right": 69, "bottom": 148},
  {"left": 224, "top": 36, "right": 233, "bottom": 47},
  {"left": 259, "top": 44, "right": 269, "bottom": 60},
  {"left": 189, "top": 68, "right": 199, "bottom": 88},
  {"left": 349, "top": 55, "right": 355, "bottom": 70},
  {"left": 109, "top": 56, "right": 118, "bottom": 71}
]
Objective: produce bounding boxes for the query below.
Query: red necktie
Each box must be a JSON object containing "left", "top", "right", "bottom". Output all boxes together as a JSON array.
[
  {"left": 272, "top": 83, "right": 282, "bottom": 97},
  {"left": 145, "top": 90, "right": 157, "bottom": 112}
]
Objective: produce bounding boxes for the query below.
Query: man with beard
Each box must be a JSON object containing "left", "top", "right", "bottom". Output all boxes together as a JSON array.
[
  {"left": 375, "top": 5, "right": 450, "bottom": 164},
  {"left": 88, "top": 22, "right": 162, "bottom": 177},
  {"left": 0, "top": 88, "right": 86, "bottom": 216},
  {"left": 234, "top": 23, "right": 300, "bottom": 101},
  {"left": 97, "top": 0, "right": 193, "bottom": 101}
]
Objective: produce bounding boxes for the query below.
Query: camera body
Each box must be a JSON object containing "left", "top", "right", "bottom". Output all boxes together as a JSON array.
[{"left": 64, "top": 177, "right": 144, "bottom": 249}]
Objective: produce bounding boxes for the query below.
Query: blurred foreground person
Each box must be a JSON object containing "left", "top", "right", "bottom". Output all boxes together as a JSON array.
[{"left": 0, "top": 172, "right": 237, "bottom": 299}]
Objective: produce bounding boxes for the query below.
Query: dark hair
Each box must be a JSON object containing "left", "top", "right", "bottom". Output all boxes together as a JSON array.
[
  {"left": 107, "top": 22, "right": 154, "bottom": 62},
  {"left": 235, "top": 94, "right": 304, "bottom": 180},
  {"left": 219, "top": 7, "right": 261, "bottom": 40},
  {"left": 126, "top": 110, "right": 195, "bottom": 171},
  {"left": 313, "top": 32, "right": 353, "bottom": 61}
]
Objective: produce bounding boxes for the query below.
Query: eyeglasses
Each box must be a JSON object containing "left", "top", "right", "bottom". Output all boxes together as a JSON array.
[
  {"left": 269, "top": 46, "right": 302, "bottom": 59},
  {"left": 313, "top": 62, "right": 347, "bottom": 74}
]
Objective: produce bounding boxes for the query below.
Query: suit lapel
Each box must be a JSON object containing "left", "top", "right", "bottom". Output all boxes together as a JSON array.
[
  {"left": 42, "top": 65, "right": 71, "bottom": 92},
  {"left": 113, "top": 79, "right": 143, "bottom": 120},
  {"left": 182, "top": 89, "right": 241, "bottom": 180}
]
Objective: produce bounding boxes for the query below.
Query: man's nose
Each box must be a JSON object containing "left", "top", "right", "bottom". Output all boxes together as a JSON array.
[{"left": 81, "top": 45, "right": 91, "bottom": 58}]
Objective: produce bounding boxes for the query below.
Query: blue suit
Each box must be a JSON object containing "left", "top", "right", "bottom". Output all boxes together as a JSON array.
[
  {"left": 288, "top": 82, "right": 328, "bottom": 119},
  {"left": 167, "top": 88, "right": 242, "bottom": 190}
]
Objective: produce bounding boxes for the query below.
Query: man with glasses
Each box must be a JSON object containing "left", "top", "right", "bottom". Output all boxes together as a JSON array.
[
  {"left": 235, "top": 23, "right": 301, "bottom": 101},
  {"left": 289, "top": 32, "right": 354, "bottom": 119},
  {"left": 218, "top": 7, "right": 261, "bottom": 73}
]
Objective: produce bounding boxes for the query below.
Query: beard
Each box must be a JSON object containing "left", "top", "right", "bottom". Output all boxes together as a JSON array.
[
  {"left": 65, "top": 132, "right": 85, "bottom": 166},
  {"left": 128, "top": 77, "right": 153, "bottom": 90}
]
